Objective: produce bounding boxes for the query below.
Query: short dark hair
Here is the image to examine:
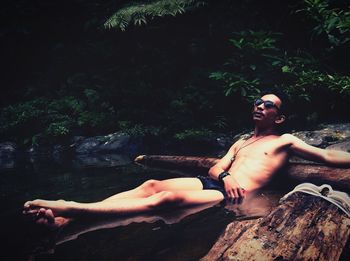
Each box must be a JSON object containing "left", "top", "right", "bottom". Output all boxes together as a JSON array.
[{"left": 261, "top": 88, "right": 289, "bottom": 115}]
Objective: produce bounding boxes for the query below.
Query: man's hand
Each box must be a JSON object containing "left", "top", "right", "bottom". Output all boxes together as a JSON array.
[{"left": 222, "top": 175, "right": 245, "bottom": 202}]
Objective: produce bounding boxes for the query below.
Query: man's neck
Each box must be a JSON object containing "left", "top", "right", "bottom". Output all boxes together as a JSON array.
[{"left": 253, "top": 126, "right": 278, "bottom": 137}]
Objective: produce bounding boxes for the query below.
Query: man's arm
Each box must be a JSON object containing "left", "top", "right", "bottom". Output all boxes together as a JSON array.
[
  {"left": 283, "top": 134, "right": 350, "bottom": 166},
  {"left": 208, "top": 140, "right": 243, "bottom": 179},
  {"left": 208, "top": 140, "right": 246, "bottom": 199}
]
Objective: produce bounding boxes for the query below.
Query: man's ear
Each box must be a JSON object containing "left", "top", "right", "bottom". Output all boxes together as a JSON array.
[{"left": 275, "top": 114, "right": 286, "bottom": 124}]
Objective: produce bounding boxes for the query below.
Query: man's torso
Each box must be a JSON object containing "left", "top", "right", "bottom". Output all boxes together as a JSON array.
[{"left": 229, "top": 134, "right": 292, "bottom": 191}]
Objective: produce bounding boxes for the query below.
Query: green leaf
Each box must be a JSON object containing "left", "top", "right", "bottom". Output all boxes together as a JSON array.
[{"left": 282, "top": 65, "right": 291, "bottom": 73}]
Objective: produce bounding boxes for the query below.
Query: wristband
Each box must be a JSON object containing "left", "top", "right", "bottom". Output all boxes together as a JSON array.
[{"left": 218, "top": 171, "right": 231, "bottom": 182}]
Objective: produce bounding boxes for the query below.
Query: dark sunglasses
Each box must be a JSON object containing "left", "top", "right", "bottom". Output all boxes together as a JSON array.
[{"left": 254, "top": 98, "right": 279, "bottom": 110}]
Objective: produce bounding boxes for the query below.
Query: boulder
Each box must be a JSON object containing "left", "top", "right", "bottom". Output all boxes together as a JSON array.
[
  {"left": 73, "top": 153, "right": 131, "bottom": 168},
  {"left": 99, "top": 132, "right": 130, "bottom": 151},
  {"left": 0, "top": 142, "right": 17, "bottom": 158},
  {"left": 74, "top": 132, "right": 133, "bottom": 154},
  {"left": 0, "top": 142, "right": 17, "bottom": 168},
  {"left": 292, "top": 123, "right": 350, "bottom": 148},
  {"left": 326, "top": 139, "right": 350, "bottom": 152},
  {"left": 75, "top": 137, "right": 103, "bottom": 154}
]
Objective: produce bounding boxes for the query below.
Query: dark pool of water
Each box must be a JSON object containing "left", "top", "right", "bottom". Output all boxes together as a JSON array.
[{"left": 0, "top": 154, "right": 288, "bottom": 261}]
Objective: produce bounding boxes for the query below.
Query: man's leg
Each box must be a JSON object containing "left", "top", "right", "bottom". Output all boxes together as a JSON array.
[
  {"left": 103, "top": 177, "right": 204, "bottom": 201},
  {"left": 23, "top": 189, "right": 224, "bottom": 218},
  {"left": 24, "top": 177, "right": 203, "bottom": 213}
]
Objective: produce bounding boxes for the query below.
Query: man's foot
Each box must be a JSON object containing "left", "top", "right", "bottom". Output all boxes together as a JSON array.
[
  {"left": 23, "top": 206, "right": 70, "bottom": 230},
  {"left": 23, "top": 199, "right": 74, "bottom": 217}
]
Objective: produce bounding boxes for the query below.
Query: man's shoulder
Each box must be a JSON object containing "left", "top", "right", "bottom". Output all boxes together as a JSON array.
[
  {"left": 280, "top": 133, "right": 303, "bottom": 144},
  {"left": 280, "top": 133, "right": 295, "bottom": 139}
]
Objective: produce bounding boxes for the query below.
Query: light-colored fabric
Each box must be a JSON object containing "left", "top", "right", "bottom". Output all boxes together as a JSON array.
[{"left": 280, "top": 183, "right": 350, "bottom": 217}]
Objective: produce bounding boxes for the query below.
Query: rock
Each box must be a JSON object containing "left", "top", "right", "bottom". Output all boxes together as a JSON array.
[
  {"left": 52, "top": 145, "right": 65, "bottom": 161},
  {"left": 215, "top": 134, "right": 236, "bottom": 148},
  {"left": 70, "top": 136, "right": 85, "bottom": 146},
  {"left": 99, "top": 132, "right": 130, "bottom": 151},
  {"left": 0, "top": 142, "right": 17, "bottom": 158},
  {"left": 73, "top": 153, "right": 131, "bottom": 168},
  {"left": 0, "top": 142, "right": 17, "bottom": 169},
  {"left": 292, "top": 131, "right": 324, "bottom": 146},
  {"left": 326, "top": 139, "right": 350, "bottom": 152},
  {"left": 292, "top": 123, "right": 350, "bottom": 148},
  {"left": 0, "top": 157, "right": 15, "bottom": 169},
  {"left": 74, "top": 132, "right": 137, "bottom": 154},
  {"left": 75, "top": 137, "right": 102, "bottom": 154}
]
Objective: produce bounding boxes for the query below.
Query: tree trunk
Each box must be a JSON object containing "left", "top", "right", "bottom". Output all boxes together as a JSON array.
[
  {"left": 286, "top": 162, "right": 350, "bottom": 189},
  {"left": 201, "top": 192, "right": 350, "bottom": 261},
  {"left": 134, "top": 155, "right": 218, "bottom": 169},
  {"left": 134, "top": 155, "right": 350, "bottom": 189}
]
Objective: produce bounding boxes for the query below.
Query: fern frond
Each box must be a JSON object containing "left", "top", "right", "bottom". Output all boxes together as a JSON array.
[{"left": 104, "top": 0, "right": 207, "bottom": 30}]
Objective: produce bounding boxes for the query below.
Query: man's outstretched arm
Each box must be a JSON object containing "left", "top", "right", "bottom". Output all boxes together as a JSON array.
[{"left": 283, "top": 134, "right": 350, "bottom": 166}]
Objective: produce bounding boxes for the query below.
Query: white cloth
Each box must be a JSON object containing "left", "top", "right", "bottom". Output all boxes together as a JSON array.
[{"left": 280, "top": 183, "right": 350, "bottom": 217}]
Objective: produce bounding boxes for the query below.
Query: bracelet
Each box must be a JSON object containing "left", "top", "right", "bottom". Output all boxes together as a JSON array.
[{"left": 218, "top": 171, "right": 231, "bottom": 182}]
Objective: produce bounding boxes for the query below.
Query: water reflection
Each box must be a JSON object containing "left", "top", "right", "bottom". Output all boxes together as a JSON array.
[{"left": 24, "top": 202, "right": 221, "bottom": 258}]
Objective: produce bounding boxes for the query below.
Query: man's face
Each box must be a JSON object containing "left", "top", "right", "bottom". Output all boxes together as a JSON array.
[{"left": 252, "top": 94, "right": 282, "bottom": 124}]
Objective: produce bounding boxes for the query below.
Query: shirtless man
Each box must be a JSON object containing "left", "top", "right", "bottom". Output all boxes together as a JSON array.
[{"left": 23, "top": 93, "right": 350, "bottom": 225}]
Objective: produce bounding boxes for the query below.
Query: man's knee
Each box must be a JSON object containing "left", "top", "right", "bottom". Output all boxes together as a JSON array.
[
  {"left": 150, "top": 191, "right": 182, "bottom": 209},
  {"left": 139, "top": 179, "right": 161, "bottom": 195}
]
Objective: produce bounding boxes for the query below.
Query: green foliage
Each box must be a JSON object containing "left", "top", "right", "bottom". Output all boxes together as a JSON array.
[
  {"left": 104, "top": 0, "right": 207, "bottom": 30},
  {"left": 210, "top": 30, "right": 350, "bottom": 126},
  {"left": 0, "top": 98, "right": 47, "bottom": 136},
  {"left": 209, "top": 71, "right": 261, "bottom": 99},
  {"left": 2, "top": 0, "right": 350, "bottom": 146},
  {"left": 210, "top": 31, "right": 280, "bottom": 101},
  {"left": 117, "top": 121, "right": 163, "bottom": 137},
  {"left": 174, "top": 128, "right": 214, "bottom": 141},
  {"left": 297, "top": 0, "right": 350, "bottom": 47},
  {"left": 0, "top": 90, "right": 116, "bottom": 145},
  {"left": 228, "top": 31, "right": 280, "bottom": 51}
]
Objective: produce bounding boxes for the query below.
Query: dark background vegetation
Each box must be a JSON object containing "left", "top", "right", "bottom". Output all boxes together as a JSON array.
[{"left": 1, "top": 0, "right": 349, "bottom": 147}]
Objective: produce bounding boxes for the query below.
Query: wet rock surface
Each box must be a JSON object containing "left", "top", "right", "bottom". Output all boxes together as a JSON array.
[
  {"left": 73, "top": 132, "right": 132, "bottom": 154},
  {"left": 0, "top": 142, "right": 17, "bottom": 169},
  {"left": 292, "top": 123, "right": 350, "bottom": 148},
  {"left": 0, "top": 142, "right": 17, "bottom": 158},
  {"left": 73, "top": 153, "right": 132, "bottom": 168}
]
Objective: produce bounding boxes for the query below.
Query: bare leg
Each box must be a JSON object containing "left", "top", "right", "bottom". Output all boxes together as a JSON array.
[
  {"left": 23, "top": 177, "right": 203, "bottom": 216},
  {"left": 23, "top": 189, "right": 224, "bottom": 218},
  {"left": 23, "top": 177, "right": 221, "bottom": 227},
  {"left": 103, "top": 177, "right": 203, "bottom": 201}
]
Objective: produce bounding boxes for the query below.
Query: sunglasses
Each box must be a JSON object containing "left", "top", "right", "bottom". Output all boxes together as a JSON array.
[{"left": 254, "top": 98, "right": 279, "bottom": 110}]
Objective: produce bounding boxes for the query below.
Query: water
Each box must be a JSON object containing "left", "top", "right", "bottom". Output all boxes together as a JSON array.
[{"left": 0, "top": 154, "right": 287, "bottom": 261}]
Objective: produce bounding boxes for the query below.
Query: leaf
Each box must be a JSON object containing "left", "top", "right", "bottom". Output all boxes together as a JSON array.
[{"left": 282, "top": 65, "right": 291, "bottom": 73}]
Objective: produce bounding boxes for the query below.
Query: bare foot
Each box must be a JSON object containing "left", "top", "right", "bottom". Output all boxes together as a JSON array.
[
  {"left": 23, "top": 208, "right": 72, "bottom": 258},
  {"left": 23, "top": 199, "right": 75, "bottom": 217},
  {"left": 23, "top": 206, "right": 70, "bottom": 230}
]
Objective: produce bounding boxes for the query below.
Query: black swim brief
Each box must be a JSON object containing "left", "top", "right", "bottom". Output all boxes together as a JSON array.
[{"left": 196, "top": 175, "right": 227, "bottom": 197}]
